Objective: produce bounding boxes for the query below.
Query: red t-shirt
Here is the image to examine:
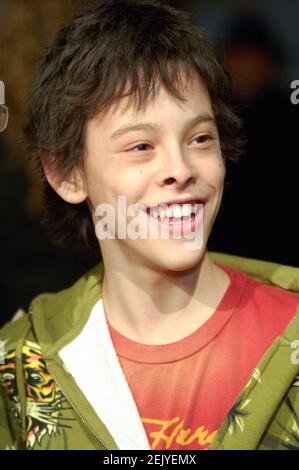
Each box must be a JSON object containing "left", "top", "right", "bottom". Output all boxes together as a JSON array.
[{"left": 107, "top": 263, "right": 299, "bottom": 450}]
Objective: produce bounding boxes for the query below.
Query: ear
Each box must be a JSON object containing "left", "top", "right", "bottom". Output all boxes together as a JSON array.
[{"left": 42, "top": 156, "right": 87, "bottom": 204}]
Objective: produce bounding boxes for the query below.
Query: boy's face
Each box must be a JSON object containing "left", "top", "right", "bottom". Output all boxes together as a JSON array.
[{"left": 81, "top": 74, "right": 225, "bottom": 272}]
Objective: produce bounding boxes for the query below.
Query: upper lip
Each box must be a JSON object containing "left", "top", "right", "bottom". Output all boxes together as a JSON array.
[{"left": 143, "top": 197, "right": 208, "bottom": 211}]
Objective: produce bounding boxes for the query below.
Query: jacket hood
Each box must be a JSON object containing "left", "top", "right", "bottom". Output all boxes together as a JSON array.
[{"left": 28, "top": 261, "right": 106, "bottom": 359}]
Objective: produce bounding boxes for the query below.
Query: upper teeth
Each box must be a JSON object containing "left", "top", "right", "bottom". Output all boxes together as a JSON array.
[{"left": 148, "top": 203, "right": 203, "bottom": 219}]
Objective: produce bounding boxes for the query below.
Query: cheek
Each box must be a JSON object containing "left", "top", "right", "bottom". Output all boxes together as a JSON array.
[
  {"left": 110, "top": 167, "right": 149, "bottom": 197},
  {"left": 199, "top": 159, "right": 226, "bottom": 187},
  {"left": 86, "top": 162, "right": 148, "bottom": 208}
]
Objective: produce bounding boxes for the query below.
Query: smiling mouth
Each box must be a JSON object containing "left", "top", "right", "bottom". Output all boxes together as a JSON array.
[{"left": 144, "top": 200, "right": 206, "bottom": 224}]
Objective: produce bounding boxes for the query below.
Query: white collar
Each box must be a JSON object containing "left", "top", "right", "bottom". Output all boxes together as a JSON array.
[{"left": 59, "top": 299, "right": 151, "bottom": 450}]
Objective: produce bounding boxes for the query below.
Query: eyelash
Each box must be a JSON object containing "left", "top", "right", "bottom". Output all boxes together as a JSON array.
[{"left": 127, "top": 134, "right": 215, "bottom": 152}]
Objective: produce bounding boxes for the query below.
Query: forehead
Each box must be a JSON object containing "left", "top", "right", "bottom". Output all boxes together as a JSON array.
[{"left": 92, "top": 72, "right": 213, "bottom": 131}]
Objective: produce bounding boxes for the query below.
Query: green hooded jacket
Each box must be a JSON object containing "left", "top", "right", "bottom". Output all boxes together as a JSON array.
[{"left": 1, "top": 251, "right": 299, "bottom": 450}]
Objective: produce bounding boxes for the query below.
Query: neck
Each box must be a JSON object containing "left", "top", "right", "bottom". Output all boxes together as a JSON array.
[{"left": 101, "top": 249, "right": 230, "bottom": 344}]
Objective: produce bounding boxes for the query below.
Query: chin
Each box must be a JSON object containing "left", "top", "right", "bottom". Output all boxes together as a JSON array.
[{"left": 158, "top": 246, "right": 205, "bottom": 273}]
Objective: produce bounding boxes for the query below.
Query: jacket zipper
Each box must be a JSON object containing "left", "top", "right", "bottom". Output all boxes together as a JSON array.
[
  {"left": 208, "top": 341, "right": 278, "bottom": 450},
  {"left": 246, "top": 343, "right": 273, "bottom": 385},
  {"left": 47, "top": 361, "right": 110, "bottom": 450}
]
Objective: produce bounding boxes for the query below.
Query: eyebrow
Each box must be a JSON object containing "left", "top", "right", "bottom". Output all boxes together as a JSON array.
[{"left": 109, "top": 113, "right": 216, "bottom": 140}]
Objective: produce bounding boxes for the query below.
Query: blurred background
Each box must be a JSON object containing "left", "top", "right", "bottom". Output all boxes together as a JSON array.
[{"left": 0, "top": 0, "right": 299, "bottom": 327}]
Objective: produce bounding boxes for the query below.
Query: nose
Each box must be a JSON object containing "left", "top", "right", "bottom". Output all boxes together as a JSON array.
[{"left": 157, "top": 146, "right": 198, "bottom": 188}]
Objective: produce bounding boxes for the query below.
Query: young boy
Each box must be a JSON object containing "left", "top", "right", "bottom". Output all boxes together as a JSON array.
[{"left": 1, "top": 0, "right": 299, "bottom": 451}]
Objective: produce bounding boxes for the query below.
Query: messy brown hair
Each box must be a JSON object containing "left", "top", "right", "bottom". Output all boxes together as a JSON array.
[{"left": 25, "top": 0, "right": 245, "bottom": 252}]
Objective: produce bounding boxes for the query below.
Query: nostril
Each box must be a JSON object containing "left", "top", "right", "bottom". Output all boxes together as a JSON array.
[{"left": 165, "top": 177, "right": 176, "bottom": 185}]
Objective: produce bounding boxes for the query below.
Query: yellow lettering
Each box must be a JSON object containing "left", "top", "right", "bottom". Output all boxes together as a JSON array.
[{"left": 142, "top": 416, "right": 217, "bottom": 449}]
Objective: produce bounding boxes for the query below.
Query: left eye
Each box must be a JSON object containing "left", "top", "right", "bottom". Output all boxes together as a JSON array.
[
  {"left": 192, "top": 134, "right": 213, "bottom": 144},
  {"left": 129, "top": 143, "right": 151, "bottom": 152}
]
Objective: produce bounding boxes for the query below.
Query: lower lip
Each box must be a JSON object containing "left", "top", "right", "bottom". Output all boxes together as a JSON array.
[{"left": 145, "top": 203, "right": 206, "bottom": 237}]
